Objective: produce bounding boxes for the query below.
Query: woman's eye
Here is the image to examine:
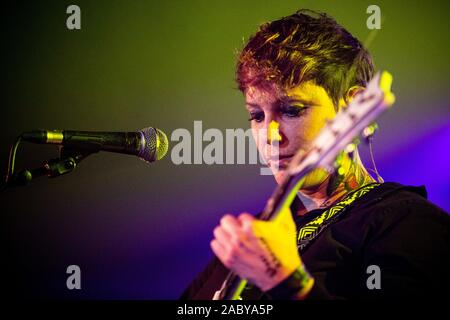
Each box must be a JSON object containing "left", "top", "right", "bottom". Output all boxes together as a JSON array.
[
  {"left": 248, "top": 112, "right": 264, "bottom": 123},
  {"left": 282, "top": 105, "right": 308, "bottom": 118}
]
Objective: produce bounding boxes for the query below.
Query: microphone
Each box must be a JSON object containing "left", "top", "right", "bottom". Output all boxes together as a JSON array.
[{"left": 20, "top": 127, "right": 169, "bottom": 163}]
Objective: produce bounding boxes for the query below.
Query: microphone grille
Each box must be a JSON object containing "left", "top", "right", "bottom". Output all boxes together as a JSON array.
[{"left": 139, "top": 127, "right": 169, "bottom": 163}]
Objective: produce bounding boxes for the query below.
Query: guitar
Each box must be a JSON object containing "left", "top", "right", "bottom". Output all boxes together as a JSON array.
[{"left": 213, "top": 70, "right": 396, "bottom": 300}]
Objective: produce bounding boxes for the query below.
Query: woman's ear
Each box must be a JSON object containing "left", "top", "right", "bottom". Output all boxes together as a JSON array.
[
  {"left": 344, "top": 86, "right": 365, "bottom": 104},
  {"left": 336, "top": 86, "right": 365, "bottom": 110}
]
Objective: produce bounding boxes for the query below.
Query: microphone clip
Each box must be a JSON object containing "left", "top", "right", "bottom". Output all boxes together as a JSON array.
[{"left": 6, "top": 146, "right": 97, "bottom": 188}]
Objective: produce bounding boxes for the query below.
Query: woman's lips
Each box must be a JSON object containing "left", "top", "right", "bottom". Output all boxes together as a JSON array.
[
  {"left": 269, "top": 154, "right": 294, "bottom": 168},
  {"left": 279, "top": 154, "right": 294, "bottom": 159}
]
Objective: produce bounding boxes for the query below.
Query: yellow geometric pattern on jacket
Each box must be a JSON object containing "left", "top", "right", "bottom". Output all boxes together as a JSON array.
[{"left": 297, "top": 183, "right": 380, "bottom": 250}]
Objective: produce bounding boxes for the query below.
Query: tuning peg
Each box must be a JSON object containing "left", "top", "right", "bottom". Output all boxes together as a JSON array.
[
  {"left": 380, "top": 71, "right": 396, "bottom": 106},
  {"left": 324, "top": 165, "right": 335, "bottom": 175},
  {"left": 333, "top": 151, "right": 345, "bottom": 175},
  {"left": 344, "top": 138, "right": 360, "bottom": 157},
  {"left": 362, "top": 123, "right": 379, "bottom": 142}
]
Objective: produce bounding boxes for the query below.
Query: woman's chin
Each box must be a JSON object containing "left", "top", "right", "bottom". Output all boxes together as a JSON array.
[
  {"left": 271, "top": 166, "right": 330, "bottom": 188},
  {"left": 272, "top": 168, "right": 288, "bottom": 185}
]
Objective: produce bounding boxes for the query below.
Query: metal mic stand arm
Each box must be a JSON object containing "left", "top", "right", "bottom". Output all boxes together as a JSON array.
[{"left": 6, "top": 146, "right": 98, "bottom": 187}]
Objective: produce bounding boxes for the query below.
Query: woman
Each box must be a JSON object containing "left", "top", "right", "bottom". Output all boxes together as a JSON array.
[{"left": 182, "top": 9, "right": 450, "bottom": 300}]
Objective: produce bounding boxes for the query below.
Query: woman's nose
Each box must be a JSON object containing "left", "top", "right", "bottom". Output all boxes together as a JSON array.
[{"left": 266, "top": 120, "right": 282, "bottom": 145}]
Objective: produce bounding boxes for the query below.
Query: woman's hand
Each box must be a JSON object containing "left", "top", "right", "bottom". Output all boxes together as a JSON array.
[{"left": 210, "top": 206, "right": 302, "bottom": 292}]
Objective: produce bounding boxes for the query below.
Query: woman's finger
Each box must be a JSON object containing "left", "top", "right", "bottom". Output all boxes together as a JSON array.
[
  {"left": 220, "top": 214, "right": 243, "bottom": 237},
  {"left": 213, "top": 226, "right": 232, "bottom": 249}
]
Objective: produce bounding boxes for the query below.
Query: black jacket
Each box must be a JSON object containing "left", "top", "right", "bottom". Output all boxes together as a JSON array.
[{"left": 181, "top": 182, "right": 450, "bottom": 300}]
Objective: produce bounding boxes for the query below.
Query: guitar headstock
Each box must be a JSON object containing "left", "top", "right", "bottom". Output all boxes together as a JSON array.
[{"left": 288, "top": 71, "right": 395, "bottom": 177}]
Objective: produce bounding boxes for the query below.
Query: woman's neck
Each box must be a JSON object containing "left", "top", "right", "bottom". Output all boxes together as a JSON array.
[{"left": 295, "top": 159, "right": 376, "bottom": 216}]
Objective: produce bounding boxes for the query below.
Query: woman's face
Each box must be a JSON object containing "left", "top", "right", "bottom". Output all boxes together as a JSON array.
[{"left": 245, "top": 81, "right": 341, "bottom": 187}]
